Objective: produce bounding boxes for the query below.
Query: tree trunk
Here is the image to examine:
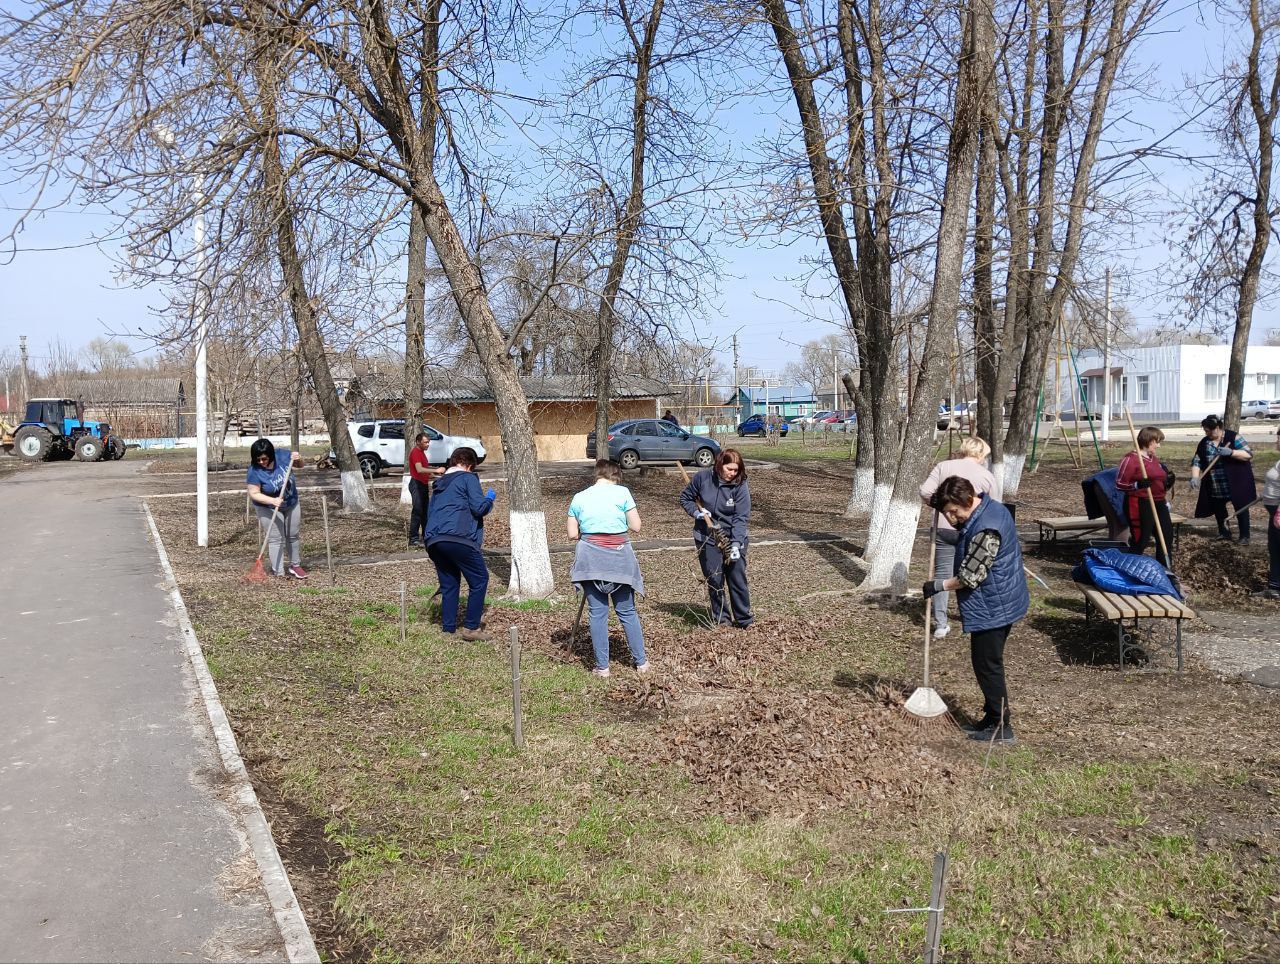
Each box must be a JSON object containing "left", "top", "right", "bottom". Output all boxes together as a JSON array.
[
  {"left": 1226, "top": 0, "right": 1279, "bottom": 433},
  {"left": 258, "top": 78, "right": 368, "bottom": 511},
  {"left": 862, "top": 0, "right": 988, "bottom": 590},
  {"left": 291, "top": 347, "right": 302, "bottom": 454},
  {"left": 402, "top": 202, "right": 428, "bottom": 506},
  {"left": 847, "top": 379, "right": 875, "bottom": 517},
  {"left": 593, "top": 1, "right": 664, "bottom": 446}
]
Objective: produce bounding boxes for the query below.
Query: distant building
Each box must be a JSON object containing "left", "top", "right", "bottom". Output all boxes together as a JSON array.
[
  {"left": 733, "top": 386, "right": 817, "bottom": 421},
  {"left": 62, "top": 376, "right": 187, "bottom": 438},
  {"left": 347, "top": 372, "right": 671, "bottom": 462},
  {"left": 1061, "top": 344, "right": 1280, "bottom": 422}
]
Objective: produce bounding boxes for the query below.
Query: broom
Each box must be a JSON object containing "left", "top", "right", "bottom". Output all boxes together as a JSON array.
[
  {"left": 245, "top": 457, "right": 297, "bottom": 584},
  {"left": 904, "top": 508, "right": 957, "bottom": 727}
]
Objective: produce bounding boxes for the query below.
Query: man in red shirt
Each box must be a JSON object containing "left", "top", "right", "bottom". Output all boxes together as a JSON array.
[
  {"left": 1116, "top": 425, "right": 1174, "bottom": 567},
  {"left": 408, "top": 431, "right": 434, "bottom": 548}
]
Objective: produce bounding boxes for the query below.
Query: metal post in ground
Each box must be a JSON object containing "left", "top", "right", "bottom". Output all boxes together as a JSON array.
[
  {"left": 321, "top": 495, "right": 335, "bottom": 585},
  {"left": 400, "top": 580, "right": 407, "bottom": 646},
  {"left": 923, "top": 851, "right": 949, "bottom": 964},
  {"left": 510, "top": 626, "right": 524, "bottom": 751}
]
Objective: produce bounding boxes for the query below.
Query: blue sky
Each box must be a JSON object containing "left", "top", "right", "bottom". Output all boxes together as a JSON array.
[{"left": 0, "top": 0, "right": 1263, "bottom": 376}]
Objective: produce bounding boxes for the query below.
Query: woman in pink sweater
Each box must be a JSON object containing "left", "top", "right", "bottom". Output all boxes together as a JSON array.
[{"left": 919, "top": 436, "right": 997, "bottom": 637}]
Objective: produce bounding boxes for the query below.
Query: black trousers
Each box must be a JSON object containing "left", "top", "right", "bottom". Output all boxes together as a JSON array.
[
  {"left": 697, "top": 539, "right": 753, "bottom": 627},
  {"left": 1210, "top": 496, "right": 1251, "bottom": 540},
  {"left": 1129, "top": 497, "right": 1173, "bottom": 568},
  {"left": 970, "top": 624, "right": 1013, "bottom": 725},
  {"left": 408, "top": 478, "right": 430, "bottom": 544},
  {"left": 1268, "top": 505, "right": 1280, "bottom": 590}
]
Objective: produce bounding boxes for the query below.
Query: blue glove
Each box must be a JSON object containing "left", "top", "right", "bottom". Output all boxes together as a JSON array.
[
  {"left": 485, "top": 487, "right": 497, "bottom": 501},
  {"left": 1213, "top": 443, "right": 1233, "bottom": 459},
  {"left": 1190, "top": 476, "right": 1201, "bottom": 491}
]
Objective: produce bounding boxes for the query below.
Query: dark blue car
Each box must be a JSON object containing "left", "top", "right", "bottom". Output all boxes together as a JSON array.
[{"left": 737, "top": 415, "right": 788, "bottom": 438}]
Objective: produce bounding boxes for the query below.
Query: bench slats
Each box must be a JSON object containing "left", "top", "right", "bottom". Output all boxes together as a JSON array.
[
  {"left": 1084, "top": 589, "right": 1122, "bottom": 620},
  {"left": 1145, "top": 595, "right": 1180, "bottom": 618},
  {"left": 1039, "top": 516, "right": 1108, "bottom": 533},
  {"left": 1103, "top": 591, "right": 1138, "bottom": 618}
]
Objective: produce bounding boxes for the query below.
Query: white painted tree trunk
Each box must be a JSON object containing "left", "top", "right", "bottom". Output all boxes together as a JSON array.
[
  {"left": 861, "top": 495, "right": 922, "bottom": 590},
  {"left": 845, "top": 465, "right": 875, "bottom": 517},
  {"left": 341, "top": 469, "right": 371, "bottom": 512},
  {"left": 508, "top": 510, "right": 555, "bottom": 598},
  {"left": 991, "top": 457, "right": 1006, "bottom": 502},
  {"left": 400, "top": 473, "right": 412, "bottom": 505},
  {"left": 1002, "top": 451, "right": 1026, "bottom": 500},
  {"left": 863, "top": 482, "right": 893, "bottom": 563}
]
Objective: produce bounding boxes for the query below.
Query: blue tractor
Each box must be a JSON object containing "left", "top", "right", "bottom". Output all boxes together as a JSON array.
[{"left": 13, "top": 398, "right": 126, "bottom": 463}]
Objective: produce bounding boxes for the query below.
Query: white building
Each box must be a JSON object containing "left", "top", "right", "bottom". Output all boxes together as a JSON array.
[{"left": 1057, "top": 344, "right": 1280, "bottom": 423}]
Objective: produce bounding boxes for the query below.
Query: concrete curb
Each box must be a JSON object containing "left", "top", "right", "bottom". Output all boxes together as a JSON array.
[{"left": 141, "top": 502, "right": 322, "bottom": 964}]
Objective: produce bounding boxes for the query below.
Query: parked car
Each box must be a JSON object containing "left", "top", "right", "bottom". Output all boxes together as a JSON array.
[
  {"left": 834, "top": 409, "right": 857, "bottom": 423},
  {"left": 796, "top": 410, "right": 834, "bottom": 426},
  {"left": 333, "top": 419, "right": 487, "bottom": 478},
  {"left": 1269, "top": 400, "right": 1280, "bottom": 418},
  {"left": 587, "top": 418, "right": 720, "bottom": 470},
  {"left": 1242, "top": 398, "right": 1272, "bottom": 419},
  {"left": 818, "top": 412, "right": 843, "bottom": 424},
  {"left": 738, "top": 415, "right": 788, "bottom": 437}
]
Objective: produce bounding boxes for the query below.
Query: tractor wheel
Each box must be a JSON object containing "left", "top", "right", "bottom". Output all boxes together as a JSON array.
[
  {"left": 14, "top": 426, "right": 52, "bottom": 463},
  {"left": 110, "top": 437, "right": 127, "bottom": 460},
  {"left": 15, "top": 427, "right": 51, "bottom": 462},
  {"left": 76, "top": 435, "right": 105, "bottom": 462}
]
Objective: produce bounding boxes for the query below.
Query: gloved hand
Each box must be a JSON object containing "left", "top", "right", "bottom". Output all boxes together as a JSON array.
[
  {"left": 727, "top": 543, "right": 741, "bottom": 562},
  {"left": 1165, "top": 470, "right": 1176, "bottom": 487},
  {"left": 922, "top": 579, "right": 946, "bottom": 600},
  {"left": 485, "top": 487, "right": 497, "bottom": 501},
  {"left": 1213, "top": 443, "right": 1233, "bottom": 459},
  {"left": 699, "top": 508, "right": 713, "bottom": 525},
  {"left": 1190, "top": 476, "right": 1201, "bottom": 491},
  {"left": 1136, "top": 478, "right": 1152, "bottom": 490}
]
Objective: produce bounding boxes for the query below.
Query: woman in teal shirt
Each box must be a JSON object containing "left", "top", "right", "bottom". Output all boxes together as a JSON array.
[{"left": 567, "top": 460, "right": 648, "bottom": 677}]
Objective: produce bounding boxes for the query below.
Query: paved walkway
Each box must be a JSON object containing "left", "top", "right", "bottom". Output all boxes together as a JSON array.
[{"left": 0, "top": 460, "right": 293, "bottom": 962}]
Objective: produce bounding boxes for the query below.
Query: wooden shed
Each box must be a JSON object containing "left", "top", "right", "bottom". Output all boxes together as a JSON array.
[{"left": 347, "top": 373, "right": 670, "bottom": 463}]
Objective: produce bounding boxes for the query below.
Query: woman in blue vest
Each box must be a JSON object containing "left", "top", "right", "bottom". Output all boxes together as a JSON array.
[
  {"left": 1190, "top": 415, "right": 1256, "bottom": 542},
  {"left": 921, "top": 475, "right": 1029, "bottom": 745},
  {"left": 424, "top": 447, "right": 495, "bottom": 641}
]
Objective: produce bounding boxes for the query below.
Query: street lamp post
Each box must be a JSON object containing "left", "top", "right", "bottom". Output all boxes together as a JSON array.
[{"left": 154, "top": 123, "right": 208, "bottom": 547}]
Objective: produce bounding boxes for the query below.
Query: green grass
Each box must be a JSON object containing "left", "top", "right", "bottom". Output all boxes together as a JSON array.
[{"left": 187, "top": 582, "right": 1280, "bottom": 962}]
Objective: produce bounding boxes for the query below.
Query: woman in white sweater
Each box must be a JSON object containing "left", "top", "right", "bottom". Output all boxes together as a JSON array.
[{"left": 919, "top": 436, "right": 997, "bottom": 636}]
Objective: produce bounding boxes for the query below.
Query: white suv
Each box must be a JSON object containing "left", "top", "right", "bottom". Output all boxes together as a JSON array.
[{"left": 339, "top": 420, "right": 486, "bottom": 478}]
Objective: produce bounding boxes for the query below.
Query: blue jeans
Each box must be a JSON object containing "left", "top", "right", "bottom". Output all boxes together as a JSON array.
[
  {"left": 583, "top": 581, "right": 646, "bottom": 670},
  {"left": 427, "top": 540, "right": 488, "bottom": 632}
]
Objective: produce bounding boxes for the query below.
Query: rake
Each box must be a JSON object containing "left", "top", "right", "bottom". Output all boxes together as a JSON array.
[
  {"left": 245, "top": 458, "right": 297, "bottom": 584},
  {"left": 904, "top": 509, "right": 957, "bottom": 728}
]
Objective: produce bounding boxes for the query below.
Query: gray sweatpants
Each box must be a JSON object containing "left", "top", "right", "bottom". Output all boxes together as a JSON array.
[
  {"left": 255, "top": 502, "right": 301, "bottom": 576},
  {"left": 933, "top": 529, "right": 960, "bottom": 630}
]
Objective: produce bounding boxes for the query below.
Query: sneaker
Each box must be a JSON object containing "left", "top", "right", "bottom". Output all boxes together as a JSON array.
[
  {"left": 408, "top": 539, "right": 423, "bottom": 549},
  {"left": 1239, "top": 536, "right": 1252, "bottom": 545},
  {"left": 636, "top": 662, "right": 652, "bottom": 675},
  {"left": 591, "top": 667, "right": 611, "bottom": 678},
  {"left": 1251, "top": 587, "right": 1280, "bottom": 600},
  {"left": 962, "top": 717, "right": 999, "bottom": 734},
  {"left": 287, "top": 565, "right": 310, "bottom": 579},
  {"left": 967, "top": 723, "right": 1016, "bottom": 745},
  {"left": 933, "top": 624, "right": 951, "bottom": 639},
  {"left": 1218, "top": 532, "right": 1233, "bottom": 541},
  {"left": 458, "top": 626, "right": 490, "bottom": 642}
]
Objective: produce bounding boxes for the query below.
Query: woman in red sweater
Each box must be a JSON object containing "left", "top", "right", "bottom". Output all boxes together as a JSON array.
[{"left": 1115, "top": 425, "right": 1174, "bottom": 567}]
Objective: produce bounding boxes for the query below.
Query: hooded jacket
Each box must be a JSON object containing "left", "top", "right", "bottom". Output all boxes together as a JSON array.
[
  {"left": 424, "top": 470, "right": 493, "bottom": 550},
  {"left": 679, "top": 467, "right": 751, "bottom": 546}
]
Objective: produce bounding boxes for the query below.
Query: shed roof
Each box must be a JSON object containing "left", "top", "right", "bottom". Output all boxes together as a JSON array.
[
  {"left": 351, "top": 372, "right": 671, "bottom": 403},
  {"left": 1078, "top": 367, "right": 1123, "bottom": 378},
  {"left": 58, "top": 376, "right": 185, "bottom": 405}
]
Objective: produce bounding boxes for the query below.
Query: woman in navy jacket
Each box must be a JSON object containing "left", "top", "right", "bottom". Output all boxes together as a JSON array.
[
  {"left": 679, "top": 448, "right": 753, "bottom": 628},
  {"left": 424, "top": 447, "right": 495, "bottom": 640}
]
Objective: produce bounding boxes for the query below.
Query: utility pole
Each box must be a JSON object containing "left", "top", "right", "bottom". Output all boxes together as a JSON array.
[
  {"left": 193, "top": 172, "right": 209, "bottom": 547},
  {"left": 1101, "top": 268, "right": 1111, "bottom": 442},
  {"left": 19, "top": 334, "right": 30, "bottom": 404},
  {"left": 832, "top": 346, "right": 839, "bottom": 411},
  {"left": 732, "top": 333, "right": 740, "bottom": 421}
]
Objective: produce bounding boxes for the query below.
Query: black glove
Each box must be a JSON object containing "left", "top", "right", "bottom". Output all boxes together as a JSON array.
[
  {"left": 922, "top": 579, "right": 946, "bottom": 599},
  {"left": 1136, "top": 478, "right": 1152, "bottom": 490},
  {"left": 1165, "top": 470, "right": 1176, "bottom": 487}
]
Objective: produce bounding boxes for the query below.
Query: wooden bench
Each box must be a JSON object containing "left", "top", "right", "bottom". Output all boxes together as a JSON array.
[
  {"left": 1037, "top": 512, "right": 1189, "bottom": 550},
  {"left": 1075, "top": 580, "right": 1195, "bottom": 671}
]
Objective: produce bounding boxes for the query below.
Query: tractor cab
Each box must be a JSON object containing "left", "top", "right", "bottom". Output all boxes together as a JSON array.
[{"left": 13, "top": 397, "right": 124, "bottom": 464}]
